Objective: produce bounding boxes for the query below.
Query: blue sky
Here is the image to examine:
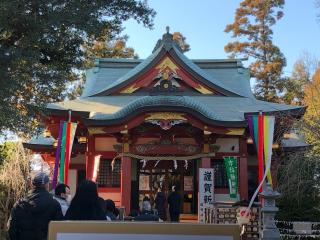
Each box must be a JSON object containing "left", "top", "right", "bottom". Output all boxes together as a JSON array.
[{"left": 123, "top": 0, "right": 320, "bottom": 75}]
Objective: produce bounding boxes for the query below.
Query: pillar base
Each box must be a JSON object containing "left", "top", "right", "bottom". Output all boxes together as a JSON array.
[{"left": 260, "top": 229, "right": 280, "bottom": 240}]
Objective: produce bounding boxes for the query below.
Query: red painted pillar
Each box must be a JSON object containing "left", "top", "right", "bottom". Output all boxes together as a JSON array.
[
  {"left": 121, "top": 156, "right": 131, "bottom": 215},
  {"left": 86, "top": 135, "right": 95, "bottom": 181},
  {"left": 239, "top": 137, "right": 248, "bottom": 200}
]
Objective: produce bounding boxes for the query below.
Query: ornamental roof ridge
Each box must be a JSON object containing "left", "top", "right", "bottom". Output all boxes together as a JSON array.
[{"left": 152, "top": 26, "right": 184, "bottom": 53}]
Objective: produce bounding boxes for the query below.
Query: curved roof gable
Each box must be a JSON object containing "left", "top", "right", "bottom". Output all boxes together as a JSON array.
[{"left": 87, "top": 31, "right": 252, "bottom": 98}]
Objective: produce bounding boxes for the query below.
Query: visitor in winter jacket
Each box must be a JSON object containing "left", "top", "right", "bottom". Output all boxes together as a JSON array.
[
  {"left": 64, "top": 180, "right": 105, "bottom": 220},
  {"left": 167, "top": 185, "right": 181, "bottom": 222},
  {"left": 155, "top": 187, "right": 166, "bottom": 221},
  {"left": 53, "top": 183, "right": 71, "bottom": 216},
  {"left": 7, "top": 172, "right": 63, "bottom": 240}
]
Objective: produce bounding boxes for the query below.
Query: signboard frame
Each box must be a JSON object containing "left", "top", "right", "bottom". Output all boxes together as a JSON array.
[
  {"left": 48, "top": 221, "right": 240, "bottom": 240},
  {"left": 199, "top": 168, "right": 214, "bottom": 223}
]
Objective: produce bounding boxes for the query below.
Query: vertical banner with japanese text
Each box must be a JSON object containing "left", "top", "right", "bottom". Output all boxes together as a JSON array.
[
  {"left": 223, "top": 156, "right": 238, "bottom": 199},
  {"left": 199, "top": 168, "right": 214, "bottom": 223}
]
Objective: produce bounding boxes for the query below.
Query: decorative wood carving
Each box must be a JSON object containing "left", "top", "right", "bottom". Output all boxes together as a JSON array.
[{"left": 131, "top": 139, "right": 201, "bottom": 155}]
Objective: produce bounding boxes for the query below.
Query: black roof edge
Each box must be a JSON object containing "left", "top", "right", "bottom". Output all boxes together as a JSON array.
[
  {"left": 23, "top": 142, "right": 86, "bottom": 152},
  {"left": 44, "top": 108, "right": 90, "bottom": 118},
  {"left": 23, "top": 143, "right": 54, "bottom": 151},
  {"left": 243, "top": 106, "right": 306, "bottom": 119}
]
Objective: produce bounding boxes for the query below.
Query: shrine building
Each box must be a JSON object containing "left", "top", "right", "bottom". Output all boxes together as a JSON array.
[{"left": 24, "top": 29, "right": 305, "bottom": 216}]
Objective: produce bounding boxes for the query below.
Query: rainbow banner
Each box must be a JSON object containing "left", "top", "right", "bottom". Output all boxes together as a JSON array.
[
  {"left": 247, "top": 114, "right": 275, "bottom": 189},
  {"left": 52, "top": 121, "right": 77, "bottom": 188}
]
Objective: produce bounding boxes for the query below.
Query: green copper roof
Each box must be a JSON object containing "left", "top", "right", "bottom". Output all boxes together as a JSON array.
[
  {"left": 46, "top": 30, "right": 305, "bottom": 127},
  {"left": 81, "top": 31, "right": 253, "bottom": 98},
  {"left": 90, "top": 96, "right": 227, "bottom": 122},
  {"left": 47, "top": 95, "right": 304, "bottom": 127}
]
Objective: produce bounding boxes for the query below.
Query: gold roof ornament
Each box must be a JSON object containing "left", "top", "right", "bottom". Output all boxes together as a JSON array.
[{"left": 145, "top": 112, "right": 187, "bottom": 121}]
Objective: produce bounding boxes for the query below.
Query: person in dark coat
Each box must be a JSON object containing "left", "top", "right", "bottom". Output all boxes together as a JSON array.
[
  {"left": 167, "top": 185, "right": 181, "bottom": 222},
  {"left": 8, "top": 172, "right": 63, "bottom": 240},
  {"left": 155, "top": 187, "right": 166, "bottom": 221},
  {"left": 134, "top": 200, "right": 159, "bottom": 222},
  {"left": 65, "top": 180, "right": 106, "bottom": 220},
  {"left": 105, "top": 199, "right": 117, "bottom": 221}
]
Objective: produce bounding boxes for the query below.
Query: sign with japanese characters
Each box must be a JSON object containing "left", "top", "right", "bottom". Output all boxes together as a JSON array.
[
  {"left": 223, "top": 156, "right": 238, "bottom": 199},
  {"left": 199, "top": 168, "right": 214, "bottom": 223}
]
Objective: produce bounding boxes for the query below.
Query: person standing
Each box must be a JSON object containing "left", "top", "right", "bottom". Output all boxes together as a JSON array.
[
  {"left": 167, "top": 185, "right": 181, "bottom": 222},
  {"left": 53, "top": 183, "right": 71, "bottom": 216},
  {"left": 8, "top": 172, "right": 63, "bottom": 240},
  {"left": 155, "top": 187, "right": 166, "bottom": 221},
  {"left": 64, "top": 180, "right": 106, "bottom": 220}
]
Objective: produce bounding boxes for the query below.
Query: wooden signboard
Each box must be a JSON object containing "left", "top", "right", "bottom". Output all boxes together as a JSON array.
[
  {"left": 139, "top": 175, "right": 150, "bottom": 191},
  {"left": 199, "top": 168, "right": 214, "bottom": 223},
  {"left": 48, "top": 221, "right": 240, "bottom": 240},
  {"left": 184, "top": 176, "right": 193, "bottom": 191}
]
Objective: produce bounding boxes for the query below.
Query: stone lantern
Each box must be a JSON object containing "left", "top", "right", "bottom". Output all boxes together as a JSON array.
[{"left": 259, "top": 183, "right": 281, "bottom": 240}]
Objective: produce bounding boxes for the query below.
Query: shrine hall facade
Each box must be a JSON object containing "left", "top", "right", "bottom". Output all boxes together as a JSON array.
[{"left": 25, "top": 30, "right": 305, "bottom": 215}]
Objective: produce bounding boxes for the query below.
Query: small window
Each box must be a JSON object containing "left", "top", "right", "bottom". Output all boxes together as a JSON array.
[
  {"left": 211, "top": 160, "right": 229, "bottom": 188},
  {"left": 97, "top": 159, "right": 121, "bottom": 187}
]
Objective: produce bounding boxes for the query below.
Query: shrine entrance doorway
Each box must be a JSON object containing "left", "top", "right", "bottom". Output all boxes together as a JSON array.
[{"left": 136, "top": 159, "right": 198, "bottom": 215}]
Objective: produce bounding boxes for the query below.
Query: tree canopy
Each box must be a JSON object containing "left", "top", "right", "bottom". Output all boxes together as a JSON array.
[
  {"left": 0, "top": 0, "right": 155, "bottom": 136},
  {"left": 225, "top": 0, "right": 286, "bottom": 102},
  {"left": 277, "top": 53, "right": 319, "bottom": 105},
  {"left": 302, "top": 67, "right": 320, "bottom": 155},
  {"left": 173, "top": 32, "right": 190, "bottom": 53}
]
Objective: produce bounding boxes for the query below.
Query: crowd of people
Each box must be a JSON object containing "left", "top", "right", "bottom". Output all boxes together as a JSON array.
[{"left": 7, "top": 172, "right": 182, "bottom": 240}]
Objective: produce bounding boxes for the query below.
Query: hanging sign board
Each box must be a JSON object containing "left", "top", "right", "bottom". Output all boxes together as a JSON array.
[
  {"left": 139, "top": 175, "right": 150, "bottom": 191},
  {"left": 184, "top": 176, "right": 193, "bottom": 191},
  {"left": 223, "top": 157, "right": 238, "bottom": 199},
  {"left": 48, "top": 221, "right": 240, "bottom": 240},
  {"left": 199, "top": 168, "right": 214, "bottom": 223}
]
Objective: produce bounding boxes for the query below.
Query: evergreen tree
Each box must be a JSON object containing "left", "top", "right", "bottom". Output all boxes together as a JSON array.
[
  {"left": 67, "top": 34, "right": 138, "bottom": 99},
  {"left": 225, "top": 0, "right": 286, "bottom": 102},
  {"left": 0, "top": 0, "right": 155, "bottom": 135}
]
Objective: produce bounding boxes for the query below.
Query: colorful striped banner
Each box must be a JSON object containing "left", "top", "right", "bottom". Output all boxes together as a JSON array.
[
  {"left": 53, "top": 121, "right": 77, "bottom": 186},
  {"left": 247, "top": 114, "right": 275, "bottom": 190},
  {"left": 258, "top": 114, "right": 264, "bottom": 191},
  {"left": 65, "top": 122, "right": 77, "bottom": 184},
  {"left": 59, "top": 123, "right": 67, "bottom": 183},
  {"left": 263, "top": 116, "right": 275, "bottom": 185}
]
